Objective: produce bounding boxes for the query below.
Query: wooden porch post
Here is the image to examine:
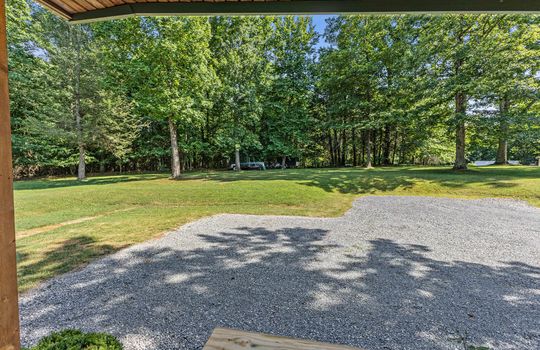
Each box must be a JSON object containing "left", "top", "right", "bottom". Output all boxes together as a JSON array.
[{"left": 0, "top": 0, "right": 21, "bottom": 348}]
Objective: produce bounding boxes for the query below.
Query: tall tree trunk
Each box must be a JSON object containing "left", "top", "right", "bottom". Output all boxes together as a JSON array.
[
  {"left": 333, "top": 129, "right": 340, "bottom": 167},
  {"left": 352, "top": 127, "right": 357, "bottom": 167},
  {"left": 495, "top": 96, "right": 510, "bottom": 165},
  {"left": 391, "top": 130, "right": 398, "bottom": 165},
  {"left": 399, "top": 133, "right": 406, "bottom": 165},
  {"left": 341, "top": 130, "right": 347, "bottom": 166},
  {"left": 360, "top": 130, "right": 365, "bottom": 165},
  {"left": 234, "top": 148, "right": 241, "bottom": 171},
  {"left": 495, "top": 133, "right": 508, "bottom": 165},
  {"left": 365, "top": 130, "right": 372, "bottom": 168},
  {"left": 382, "top": 126, "right": 392, "bottom": 165},
  {"left": 99, "top": 156, "right": 105, "bottom": 173},
  {"left": 377, "top": 129, "right": 383, "bottom": 166},
  {"left": 453, "top": 121, "right": 467, "bottom": 170},
  {"left": 77, "top": 145, "right": 85, "bottom": 180},
  {"left": 168, "top": 117, "right": 181, "bottom": 179},
  {"left": 72, "top": 27, "right": 85, "bottom": 181},
  {"left": 327, "top": 133, "right": 334, "bottom": 166},
  {"left": 453, "top": 91, "right": 467, "bottom": 170},
  {"left": 281, "top": 155, "right": 286, "bottom": 169}
]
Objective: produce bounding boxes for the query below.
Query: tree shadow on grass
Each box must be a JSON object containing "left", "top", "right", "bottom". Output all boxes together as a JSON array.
[
  {"left": 19, "top": 226, "right": 540, "bottom": 350},
  {"left": 14, "top": 174, "right": 167, "bottom": 191},
  {"left": 187, "top": 166, "right": 538, "bottom": 194},
  {"left": 302, "top": 174, "right": 416, "bottom": 194},
  {"left": 14, "top": 167, "right": 538, "bottom": 195},
  {"left": 405, "top": 167, "right": 536, "bottom": 189},
  {"left": 17, "top": 235, "right": 119, "bottom": 292},
  {"left": 186, "top": 169, "right": 416, "bottom": 194}
]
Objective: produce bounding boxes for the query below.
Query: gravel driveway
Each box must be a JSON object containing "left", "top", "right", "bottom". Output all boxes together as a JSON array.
[{"left": 20, "top": 196, "right": 540, "bottom": 350}]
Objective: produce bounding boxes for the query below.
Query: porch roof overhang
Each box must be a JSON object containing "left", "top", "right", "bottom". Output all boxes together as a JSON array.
[{"left": 36, "top": 0, "right": 540, "bottom": 24}]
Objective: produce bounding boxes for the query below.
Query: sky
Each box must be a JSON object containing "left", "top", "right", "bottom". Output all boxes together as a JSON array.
[{"left": 311, "top": 15, "right": 335, "bottom": 49}]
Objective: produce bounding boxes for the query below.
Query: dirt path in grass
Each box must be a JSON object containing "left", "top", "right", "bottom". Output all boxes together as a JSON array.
[{"left": 17, "top": 207, "right": 138, "bottom": 239}]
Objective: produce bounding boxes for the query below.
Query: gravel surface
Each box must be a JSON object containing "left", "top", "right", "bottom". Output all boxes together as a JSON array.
[{"left": 20, "top": 196, "right": 540, "bottom": 350}]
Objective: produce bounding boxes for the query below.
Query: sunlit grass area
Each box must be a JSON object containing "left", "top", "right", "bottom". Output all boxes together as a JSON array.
[{"left": 14, "top": 165, "right": 540, "bottom": 291}]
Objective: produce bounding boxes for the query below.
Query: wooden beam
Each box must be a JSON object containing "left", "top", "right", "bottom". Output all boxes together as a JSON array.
[
  {"left": 0, "top": 0, "right": 21, "bottom": 349},
  {"left": 203, "top": 328, "right": 363, "bottom": 350},
  {"left": 34, "top": 0, "right": 73, "bottom": 21},
  {"left": 70, "top": 0, "right": 540, "bottom": 23}
]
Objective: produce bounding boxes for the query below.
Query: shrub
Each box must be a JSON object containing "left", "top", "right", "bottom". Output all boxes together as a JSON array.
[{"left": 25, "top": 329, "right": 123, "bottom": 350}]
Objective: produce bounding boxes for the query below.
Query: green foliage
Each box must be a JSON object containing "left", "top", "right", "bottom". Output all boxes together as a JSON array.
[
  {"left": 262, "top": 17, "right": 317, "bottom": 161},
  {"left": 24, "top": 330, "right": 122, "bottom": 350},
  {"left": 209, "top": 17, "right": 273, "bottom": 162},
  {"left": 5, "top": 6, "right": 540, "bottom": 176},
  {"left": 318, "top": 16, "right": 444, "bottom": 166},
  {"left": 8, "top": 4, "right": 141, "bottom": 177}
]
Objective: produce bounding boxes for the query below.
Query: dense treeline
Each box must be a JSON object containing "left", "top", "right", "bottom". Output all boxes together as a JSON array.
[{"left": 6, "top": 0, "right": 540, "bottom": 178}]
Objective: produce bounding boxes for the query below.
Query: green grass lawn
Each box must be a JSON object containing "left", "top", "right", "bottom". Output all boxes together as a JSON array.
[{"left": 14, "top": 165, "right": 540, "bottom": 292}]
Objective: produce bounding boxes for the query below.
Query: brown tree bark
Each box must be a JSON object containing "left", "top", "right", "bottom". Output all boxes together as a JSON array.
[
  {"left": 360, "top": 130, "right": 365, "bottom": 165},
  {"left": 333, "top": 129, "right": 341, "bottom": 166},
  {"left": 72, "top": 27, "right": 85, "bottom": 180},
  {"left": 341, "top": 130, "right": 347, "bottom": 166},
  {"left": 391, "top": 130, "right": 398, "bottom": 165},
  {"left": 327, "top": 133, "right": 334, "bottom": 166},
  {"left": 365, "top": 130, "right": 373, "bottom": 168},
  {"left": 377, "top": 129, "right": 383, "bottom": 166},
  {"left": 168, "top": 117, "right": 181, "bottom": 178},
  {"left": 352, "top": 127, "right": 357, "bottom": 166},
  {"left": 495, "top": 96, "right": 510, "bottom": 165},
  {"left": 453, "top": 91, "right": 468, "bottom": 170},
  {"left": 495, "top": 135, "right": 508, "bottom": 165},
  {"left": 382, "top": 126, "right": 392, "bottom": 165},
  {"left": 234, "top": 148, "right": 241, "bottom": 171}
]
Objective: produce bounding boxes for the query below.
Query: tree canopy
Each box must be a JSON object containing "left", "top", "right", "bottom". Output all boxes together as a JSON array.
[{"left": 6, "top": 1, "right": 540, "bottom": 178}]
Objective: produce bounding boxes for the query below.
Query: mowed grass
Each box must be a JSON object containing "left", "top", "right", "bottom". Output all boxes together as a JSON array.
[{"left": 14, "top": 165, "right": 540, "bottom": 292}]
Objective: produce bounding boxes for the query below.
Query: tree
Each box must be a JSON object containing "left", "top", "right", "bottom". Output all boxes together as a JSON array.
[
  {"left": 479, "top": 16, "right": 540, "bottom": 164},
  {"left": 319, "top": 16, "right": 436, "bottom": 167},
  {"left": 14, "top": 9, "right": 104, "bottom": 179},
  {"left": 209, "top": 17, "right": 273, "bottom": 171},
  {"left": 108, "top": 17, "right": 213, "bottom": 178},
  {"left": 94, "top": 91, "right": 142, "bottom": 172},
  {"left": 7, "top": 0, "right": 71, "bottom": 177},
  {"left": 320, "top": 16, "right": 382, "bottom": 168},
  {"left": 6, "top": 10, "right": 539, "bottom": 177},
  {"left": 262, "top": 17, "right": 317, "bottom": 167},
  {"left": 424, "top": 15, "right": 512, "bottom": 170}
]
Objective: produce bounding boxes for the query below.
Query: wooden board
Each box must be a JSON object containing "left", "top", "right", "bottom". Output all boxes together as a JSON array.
[{"left": 203, "top": 328, "right": 363, "bottom": 350}]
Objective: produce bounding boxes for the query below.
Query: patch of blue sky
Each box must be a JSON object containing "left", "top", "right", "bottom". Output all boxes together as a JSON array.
[{"left": 311, "top": 14, "right": 336, "bottom": 49}]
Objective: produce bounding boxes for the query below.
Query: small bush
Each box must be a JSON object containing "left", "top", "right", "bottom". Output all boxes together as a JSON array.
[{"left": 25, "top": 329, "right": 123, "bottom": 350}]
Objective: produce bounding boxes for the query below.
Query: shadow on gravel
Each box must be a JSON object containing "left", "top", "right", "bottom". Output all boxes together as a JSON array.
[{"left": 21, "top": 227, "right": 540, "bottom": 350}]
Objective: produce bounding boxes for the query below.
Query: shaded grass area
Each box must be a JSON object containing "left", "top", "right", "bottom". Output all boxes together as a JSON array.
[{"left": 14, "top": 166, "right": 540, "bottom": 292}]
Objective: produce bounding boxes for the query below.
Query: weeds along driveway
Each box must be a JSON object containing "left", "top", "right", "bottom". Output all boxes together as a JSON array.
[{"left": 20, "top": 196, "right": 540, "bottom": 350}]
